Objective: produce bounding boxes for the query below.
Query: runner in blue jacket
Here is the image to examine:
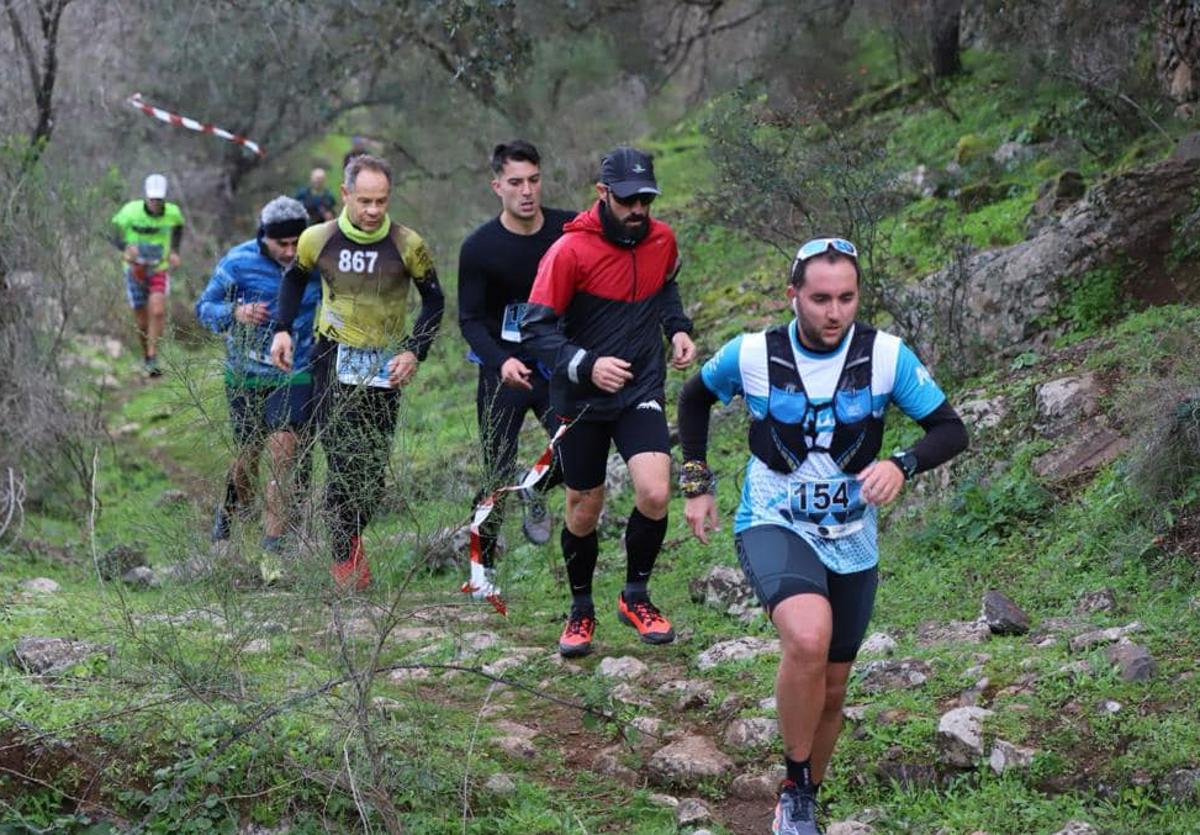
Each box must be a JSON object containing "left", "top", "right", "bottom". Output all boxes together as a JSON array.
[{"left": 196, "top": 196, "right": 321, "bottom": 582}]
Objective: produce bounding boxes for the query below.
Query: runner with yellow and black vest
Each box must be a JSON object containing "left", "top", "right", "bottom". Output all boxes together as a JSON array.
[{"left": 270, "top": 154, "right": 444, "bottom": 590}]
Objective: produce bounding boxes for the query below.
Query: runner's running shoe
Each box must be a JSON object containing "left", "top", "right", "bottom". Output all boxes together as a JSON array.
[
  {"left": 144, "top": 356, "right": 163, "bottom": 377},
  {"left": 519, "top": 487, "right": 552, "bottom": 545},
  {"left": 772, "top": 779, "right": 822, "bottom": 835},
  {"left": 617, "top": 592, "right": 675, "bottom": 645},
  {"left": 330, "top": 535, "right": 371, "bottom": 591},
  {"left": 558, "top": 608, "right": 596, "bottom": 657}
]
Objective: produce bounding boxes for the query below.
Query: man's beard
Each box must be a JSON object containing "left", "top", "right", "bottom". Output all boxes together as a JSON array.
[{"left": 599, "top": 199, "right": 649, "bottom": 248}]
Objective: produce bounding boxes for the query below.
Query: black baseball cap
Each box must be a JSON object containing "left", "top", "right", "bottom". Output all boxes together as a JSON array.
[{"left": 599, "top": 146, "right": 661, "bottom": 199}]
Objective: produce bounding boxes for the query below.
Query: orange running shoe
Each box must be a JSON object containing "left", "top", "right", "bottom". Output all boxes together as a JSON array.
[
  {"left": 558, "top": 608, "right": 596, "bottom": 657},
  {"left": 617, "top": 592, "right": 675, "bottom": 645},
  {"left": 330, "top": 535, "right": 371, "bottom": 591}
]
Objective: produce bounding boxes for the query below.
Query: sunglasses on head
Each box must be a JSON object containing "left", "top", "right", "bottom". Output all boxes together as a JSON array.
[
  {"left": 795, "top": 237, "right": 858, "bottom": 262},
  {"left": 607, "top": 189, "right": 656, "bottom": 208}
]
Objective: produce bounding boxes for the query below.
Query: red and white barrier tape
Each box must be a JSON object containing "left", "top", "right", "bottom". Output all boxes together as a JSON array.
[
  {"left": 125, "top": 93, "right": 265, "bottom": 157},
  {"left": 460, "top": 421, "right": 570, "bottom": 616}
]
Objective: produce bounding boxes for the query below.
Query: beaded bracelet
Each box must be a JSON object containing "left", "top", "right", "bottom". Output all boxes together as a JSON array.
[{"left": 679, "top": 460, "right": 717, "bottom": 498}]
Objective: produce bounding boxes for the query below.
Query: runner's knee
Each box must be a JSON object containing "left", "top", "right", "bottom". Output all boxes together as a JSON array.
[
  {"left": 633, "top": 481, "right": 669, "bottom": 518},
  {"left": 565, "top": 488, "right": 603, "bottom": 533}
]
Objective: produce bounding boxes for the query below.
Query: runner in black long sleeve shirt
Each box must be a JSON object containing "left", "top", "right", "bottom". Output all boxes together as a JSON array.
[{"left": 457, "top": 141, "right": 575, "bottom": 602}]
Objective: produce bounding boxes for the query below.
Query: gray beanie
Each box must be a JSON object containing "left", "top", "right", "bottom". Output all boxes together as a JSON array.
[{"left": 259, "top": 195, "right": 308, "bottom": 239}]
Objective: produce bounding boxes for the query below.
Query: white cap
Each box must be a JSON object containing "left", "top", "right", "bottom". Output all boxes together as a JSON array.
[{"left": 144, "top": 174, "right": 168, "bottom": 199}]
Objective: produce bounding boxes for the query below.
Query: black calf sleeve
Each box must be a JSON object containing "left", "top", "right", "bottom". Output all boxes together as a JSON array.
[
  {"left": 625, "top": 507, "right": 667, "bottom": 587},
  {"left": 561, "top": 527, "right": 598, "bottom": 605}
]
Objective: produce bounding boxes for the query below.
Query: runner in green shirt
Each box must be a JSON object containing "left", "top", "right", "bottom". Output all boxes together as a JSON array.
[{"left": 110, "top": 173, "right": 185, "bottom": 376}]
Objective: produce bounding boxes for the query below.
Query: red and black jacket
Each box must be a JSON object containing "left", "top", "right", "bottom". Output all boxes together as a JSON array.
[{"left": 523, "top": 202, "right": 693, "bottom": 420}]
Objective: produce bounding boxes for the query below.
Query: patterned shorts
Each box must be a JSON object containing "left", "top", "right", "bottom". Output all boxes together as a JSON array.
[{"left": 124, "top": 267, "right": 170, "bottom": 309}]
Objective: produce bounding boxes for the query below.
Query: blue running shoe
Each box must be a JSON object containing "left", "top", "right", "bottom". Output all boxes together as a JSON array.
[{"left": 772, "top": 780, "right": 821, "bottom": 835}]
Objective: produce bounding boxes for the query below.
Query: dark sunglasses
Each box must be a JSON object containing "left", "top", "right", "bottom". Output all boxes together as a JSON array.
[{"left": 608, "top": 190, "right": 656, "bottom": 208}]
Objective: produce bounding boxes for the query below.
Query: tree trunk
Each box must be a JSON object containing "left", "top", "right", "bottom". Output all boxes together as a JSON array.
[{"left": 928, "top": 0, "right": 962, "bottom": 78}]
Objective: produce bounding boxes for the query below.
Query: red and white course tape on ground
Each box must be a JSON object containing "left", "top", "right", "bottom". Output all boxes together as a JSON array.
[
  {"left": 126, "top": 93, "right": 265, "bottom": 157},
  {"left": 460, "top": 421, "right": 570, "bottom": 616}
]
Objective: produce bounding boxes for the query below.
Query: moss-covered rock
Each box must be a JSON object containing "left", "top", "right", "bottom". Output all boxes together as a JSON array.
[
  {"left": 956, "top": 181, "right": 1012, "bottom": 212},
  {"left": 954, "top": 133, "right": 993, "bottom": 166}
]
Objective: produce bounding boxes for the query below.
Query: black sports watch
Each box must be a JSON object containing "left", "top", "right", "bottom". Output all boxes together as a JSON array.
[{"left": 889, "top": 450, "right": 918, "bottom": 481}]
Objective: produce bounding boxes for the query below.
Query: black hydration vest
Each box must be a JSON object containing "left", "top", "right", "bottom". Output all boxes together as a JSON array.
[{"left": 747, "top": 323, "right": 884, "bottom": 475}]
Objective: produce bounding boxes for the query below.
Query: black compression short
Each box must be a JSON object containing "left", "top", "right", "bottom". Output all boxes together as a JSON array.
[
  {"left": 558, "top": 400, "right": 670, "bottom": 490},
  {"left": 734, "top": 524, "right": 878, "bottom": 662}
]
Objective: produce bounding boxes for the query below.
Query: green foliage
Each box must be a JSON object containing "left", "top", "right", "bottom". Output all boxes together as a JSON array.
[{"left": 1056, "top": 264, "right": 1126, "bottom": 341}]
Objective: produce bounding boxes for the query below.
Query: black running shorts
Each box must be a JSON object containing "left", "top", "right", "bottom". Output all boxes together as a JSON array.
[
  {"left": 227, "top": 383, "right": 314, "bottom": 446},
  {"left": 558, "top": 401, "right": 671, "bottom": 491},
  {"left": 734, "top": 524, "right": 879, "bottom": 663}
]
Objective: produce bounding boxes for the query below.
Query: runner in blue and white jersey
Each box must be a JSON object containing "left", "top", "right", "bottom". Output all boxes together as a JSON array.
[{"left": 677, "top": 237, "right": 967, "bottom": 835}]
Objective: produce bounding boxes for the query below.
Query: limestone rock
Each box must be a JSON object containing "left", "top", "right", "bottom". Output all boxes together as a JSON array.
[
  {"left": 676, "top": 797, "right": 710, "bottom": 827},
  {"left": 859, "top": 631, "right": 898, "bottom": 657},
  {"left": 723, "top": 717, "right": 778, "bottom": 750},
  {"left": 993, "top": 141, "right": 1035, "bottom": 169},
  {"left": 626, "top": 716, "right": 667, "bottom": 752},
  {"left": 459, "top": 631, "right": 502, "bottom": 655},
  {"left": 121, "top": 565, "right": 159, "bottom": 589},
  {"left": 11, "top": 637, "right": 114, "bottom": 675},
  {"left": 98, "top": 542, "right": 147, "bottom": 580},
  {"left": 484, "top": 773, "right": 517, "bottom": 795},
  {"left": 611, "top": 682, "right": 655, "bottom": 708},
  {"left": 1035, "top": 374, "right": 1100, "bottom": 436},
  {"left": 688, "top": 564, "right": 755, "bottom": 612},
  {"left": 900, "top": 156, "right": 1199, "bottom": 374},
  {"left": 857, "top": 659, "right": 932, "bottom": 693},
  {"left": 1161, "top": 768, "right": 1200, "bottom": 804},
  {"left": 1105, "top": 642, "right": 1156, "bottom": 681},
  {"left": 1050, "top": 822, "right": 1099, "bottom": 835},
  {"left": 19, "top": 577, "right": 60, "bottom": 594},
  {"left": 657, "top": 679, "right": 714, "bottom": 711},
  {"left": 696, "top": 636, "right": 780, "bottom": 671},
  {"left": 492, "top": 720, "right": 538, "bottom": 759},
  {"left": 989, "top": 740, "right": 1036, "bottom": 774},
  {"left": 593, "top": 746, "right": 638, "bottom": 784},
  {"left": 1068, "top": 622, "right": 1142, "bottom": 652},
  {"left": 1074, "top": 588, "right": 1117, "bottom": 614},
  {"left": 827, "top": 823, "right": 876, "bottom": 835},
  {"left": 1032, "top": 422, "right": 1128, "bottom": 483},
  {"left": 482, "top": 648, "right": 538, "bottom": 677},
  {"left": 647, "top": 793, "right": 678, "bottom": 808},
  {"left": 937, "top": 706, "right": 993, "bottom": 767},
  {"left": 647, "top": 735, "right": 734, "bottom": 788},
  {"left": 598, "top": 655, "right": 648, "bottom": 681},
  {"left": 916, "top": 619, "right": 991, "bottom": 646},
  {"left": 957, "top": 395, "right": 1008, "bottom": 431},
  {"left": 981, "top": 590, "right": 1030, "bottom": 635},
  {"left": 730, "top": 766, "right": 786, "bottom": 799}
]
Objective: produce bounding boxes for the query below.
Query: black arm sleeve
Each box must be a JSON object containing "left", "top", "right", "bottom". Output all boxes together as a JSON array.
[
  {"left": 407, "top": 270, "right": 445, "bottom": 361},
  {"left": 457, "top": 242, "right": 511, "bottom": 369},
  {"left": 909, "top": 400, "right": 969, "bottom": 474},
  {"left": 274, "top": 263, "right": 308, "bottom": 333},
  {"left": 678, "top": 372, "right": 720, "bottom": 462},
  {"left": 109, "top": 224, "right": 126, "bottom": 251},
  {"left": 171, "top": 225, "right": 184, "bottom": 250}
]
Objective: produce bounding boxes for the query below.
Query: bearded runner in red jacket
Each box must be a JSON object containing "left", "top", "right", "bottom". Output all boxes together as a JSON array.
[{"left": 523, "top": 146, "right": 696, "bottom": 657}]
